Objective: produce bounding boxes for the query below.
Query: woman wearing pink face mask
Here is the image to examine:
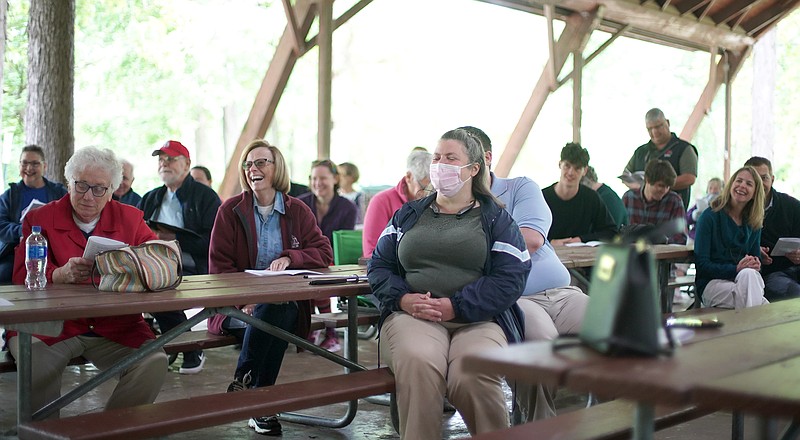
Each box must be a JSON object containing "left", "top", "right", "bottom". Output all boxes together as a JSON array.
[{"left": 368, "top": 128, "right": 531, "bottom": 439}]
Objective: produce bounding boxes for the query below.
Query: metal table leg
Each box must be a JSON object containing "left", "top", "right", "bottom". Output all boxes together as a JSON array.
[{"left": 633, "top": 402, "right": 655, "bottom": 440}]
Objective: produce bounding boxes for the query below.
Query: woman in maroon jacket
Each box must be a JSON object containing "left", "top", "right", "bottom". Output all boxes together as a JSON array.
[
  {"left": 9, "top": 146, "right": 167, "bottom": 417},
  {"left": 208, "top": 139, "right": 332, "bottom": 436}
]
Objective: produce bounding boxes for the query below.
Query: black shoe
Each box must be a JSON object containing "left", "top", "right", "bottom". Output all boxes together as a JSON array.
[
  {"left": 227, "top": 371, "right": 252, "bottom": 392},
  {"left": 178, "top": 351, "right": 205, "bottom": 375},
  {"left": 249, "top": 415, "right": 282, "bottom": 436}
]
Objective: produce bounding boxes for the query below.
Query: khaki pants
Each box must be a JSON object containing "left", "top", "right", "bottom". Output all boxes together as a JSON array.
[
  {"left": 9, "top": 335, "right": 168, "bottom": 418},
  {"left": 514, "top": 286, "right": 589, "bottom": 421},
  {"left": 380, "top": 312, "right": 509, "bottom": 439}
]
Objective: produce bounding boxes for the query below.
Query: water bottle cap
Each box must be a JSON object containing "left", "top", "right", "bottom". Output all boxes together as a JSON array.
[{"left": 31, "top": 226, "right": 41, "bottom": 233}]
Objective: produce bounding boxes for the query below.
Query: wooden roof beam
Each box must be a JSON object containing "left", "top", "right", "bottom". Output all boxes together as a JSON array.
[
  {"left": 742, "top": 0, "right": 800, "bottom": 35},
  {"left": 558, "top": 23, "right": 630, "bottom": 87},
  {"left": 710, "top": 0, "right": 758, "bottom": 25},
  {"left": 282, "top": 0, "right": 307, "bottom": 54},
  {"left": 583, "top": 0, "right": 754, "bottom": 50},
  {"left": 677, "top": 0, "right": 713, "bottom": 16},
  {"left": 304, "top": 0, "right": 374, "bottom": 56}
]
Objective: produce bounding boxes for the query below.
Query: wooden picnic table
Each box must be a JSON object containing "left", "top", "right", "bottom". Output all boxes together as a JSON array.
[
  {"left": 555, "top": 244, "right": 694, "bottom": 313},
  {"left": 463, "top": 298, "right": 800, "bottom": 440},
  {"left": 0, "top": 265, "right": 372, "bottom": 428}
]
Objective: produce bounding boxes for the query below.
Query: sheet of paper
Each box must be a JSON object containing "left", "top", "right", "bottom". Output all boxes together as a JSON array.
[
  {"left": 565, "top": 241, "right": 603, "bottom": 247},
  {"left": 20, "top": 198, "right": 46, "bottom": 221},
  {"left": 0, "top": 298, "right": 13, "bottom": 307},
  {"left": 244, "top": 269, "right": 323, "bottom": 277},
  {"left": 82, "top": 236, "right": 128, "bottom": 261},
  {"left": 771, "top": 237, "right": 800, "bottom": 257}
]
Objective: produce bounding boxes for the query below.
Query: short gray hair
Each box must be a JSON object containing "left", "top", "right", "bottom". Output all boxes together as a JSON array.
[
  {"left": 645, "top": 108, "right": 666, "bottom": 122},
  {"left": 406, "top": 150, "right": 432, "bottom": 182},
  {"left": 64, "top": 147, "right": 123, "bottom": 192}
]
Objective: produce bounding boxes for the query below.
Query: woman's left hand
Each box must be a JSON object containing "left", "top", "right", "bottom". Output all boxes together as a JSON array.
[
  {"left": 406, "top": 292, "right": 455, "bottom": 322},
  {"left": 269, "top": 256, "right": 291, "bottom": 271}
]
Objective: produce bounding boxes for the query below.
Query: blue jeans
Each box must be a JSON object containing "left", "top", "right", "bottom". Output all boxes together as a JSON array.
[
  {"left": 764, "top": 266, "right": 800, "bottom": 302},
  {"left": 235, "top": 302, "right": 298, "bottom": 388}
]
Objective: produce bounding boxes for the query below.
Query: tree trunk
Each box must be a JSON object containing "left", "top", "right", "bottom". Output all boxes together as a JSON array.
[{"left": 25, "top": 0, "right": 75, "bottom": 185}]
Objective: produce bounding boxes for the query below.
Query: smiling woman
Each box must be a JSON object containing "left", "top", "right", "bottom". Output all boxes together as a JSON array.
[{"left": 694, "top": 166, "right": 768, "bottom": 309}]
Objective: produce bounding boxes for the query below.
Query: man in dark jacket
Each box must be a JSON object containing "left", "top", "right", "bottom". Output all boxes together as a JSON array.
[
  {"left": 0, "top": 145, "right": 67, "bottom": 283},
  {"left": 139, "top": 140, "right": 221, "bottom": 374},
  {"left": 745, "top": 157, "right": 800, "bottom": 301}
]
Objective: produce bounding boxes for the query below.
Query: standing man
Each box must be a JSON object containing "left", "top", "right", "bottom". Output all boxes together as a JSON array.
[
  {"left": 543, "top": 143, "right": 617, "bottom": 245},
  {"left": 623, "top": 108, "right": 698, "bottom": 209},
  {"left": 744, "top": 157, "right": 800, "bottom": 301},
  {"left": 462, "top": 126, "right": 589, "bottom": 422},
  {"left": 139, "top": 140, "right": 221, "bottom": 374},
  {"left": 622, "top": 159, "right": 687, "bottom": 244},
  {"left": 113, "top": 159, "right": 142, "bottom": 207},
  {"left": 361, "top": 149, "right": 432, "bottom": 258},
  {"left": 0, "top": 145, "right": 67, "bottom": 283}
]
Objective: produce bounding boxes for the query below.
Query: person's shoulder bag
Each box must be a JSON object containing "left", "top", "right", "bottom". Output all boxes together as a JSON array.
[{"left": 92, "top": 239, "right": 183, "bottom": 292}]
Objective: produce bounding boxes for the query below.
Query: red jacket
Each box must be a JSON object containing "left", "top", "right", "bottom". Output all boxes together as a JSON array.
[
  {"left": 11, "top": 195, "right": 157, "bottom": 347},
  {"left": 207, "top": 191, "right": 333, "bottom": 336}
]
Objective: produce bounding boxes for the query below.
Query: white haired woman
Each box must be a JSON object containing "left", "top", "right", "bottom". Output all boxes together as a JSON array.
[{"left": 7, "top": 146, "right": 167, "bottom": 417}]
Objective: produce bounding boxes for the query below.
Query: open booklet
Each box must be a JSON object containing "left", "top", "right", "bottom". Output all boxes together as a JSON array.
[
  {"left": 618, "top": 170, "right": 645, "bottom": 186},
  {"left": 771, "top": 237, "right": 800, "bottom": 257},
  {"left": 82, "top": 236, "right": 128, "bottom": 261},
  {"left": 20, "top": 199, "right": 47, "bottom": 221},
  {"left": 565, "top": 241, "right": 603, "bottom": 247},
  {"left": 146, "top": 220, "right": 202, "bottom": 239}
]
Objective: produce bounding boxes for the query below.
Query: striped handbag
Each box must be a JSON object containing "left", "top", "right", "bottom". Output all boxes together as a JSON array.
[{"left": 92, "top": 240, "right": 183, "bottom": 292}]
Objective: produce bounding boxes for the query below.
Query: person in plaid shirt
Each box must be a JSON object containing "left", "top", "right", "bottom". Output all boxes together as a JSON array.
[{"left": 622, "top": 159, "right": 687, "bottom": 244}]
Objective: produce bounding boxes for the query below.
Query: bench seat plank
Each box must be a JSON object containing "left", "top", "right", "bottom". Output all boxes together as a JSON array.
[
  {"left": 18, "top": 367, "right": 395, "bottom": 440},
  {"left": 472, "top": 400, "right": 711, "bottom": 440}
]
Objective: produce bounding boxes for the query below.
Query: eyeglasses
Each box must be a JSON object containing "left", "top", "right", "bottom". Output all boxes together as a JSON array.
[
  {"left": 20, "top": 161, "right": 42, "bottom": 168},
  {"left": 158, "top": 156, "right": 182, "bottom": 165},
  {"left": 242, "top": 158, "right": 275, "bottom": 170},
  {"left": 73, "top": 181, "right": 109, "bottom": 197}
]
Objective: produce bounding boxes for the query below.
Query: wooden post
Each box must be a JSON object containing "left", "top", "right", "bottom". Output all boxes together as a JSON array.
[
  {"left": 724, "top": 51, "right": 732, "bottom": 182},
  {"left": 573, "top": 48, "right": 583, "bottom": 144},
  {"left": 318, "top": 0, "right": 333, "bottom": 160}
]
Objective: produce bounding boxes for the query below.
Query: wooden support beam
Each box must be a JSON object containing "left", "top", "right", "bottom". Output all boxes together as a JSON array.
[
  {"left": 318, "top": 0, "right": 333, "bottom": 159},
  {"left": 573, "top": 48, "right": 583, "bottom": 143},
  {"left": 677, "top": 0, "right": 713, "bottom": 15},
  {"left": 304, "top": 0, "right": 374, "bottom": 56},
  {"left": 723, "top": 51, "right": 732, "bottom": 182},
  {"left": 742, "top": 0, "right": 800, "bottom": 36},
  {"left": 545, "top": 5, "right": 558, "bottom": 89},
  {"left": 558, "top": 21, "right": 626, "bottom": 87},
  {"left": 495, "top": 10, "right": 598, "bottom": 177},
  {"left": 679, "top": 47, "right": 750, "bottom": 142},
  {"left": 711, "top": 0, "right": 756, "bottom": 25},
  {"left": 218, "top": 0, "right": 317, "bottom": 199},
  {"left": 281, "top": 0, "right": 306, "bottom": 54}
]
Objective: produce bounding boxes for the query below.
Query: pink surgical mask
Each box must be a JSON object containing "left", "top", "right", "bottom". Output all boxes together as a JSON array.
[{"left": 429, "top": 163, "right": 472, "bottom": 197}]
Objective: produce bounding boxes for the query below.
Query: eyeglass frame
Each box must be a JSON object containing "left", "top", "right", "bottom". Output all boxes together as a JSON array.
[
  {"left": 242, "top": 158, "right": 275, "bottom": 170},
  {"left": 157, "top": 155, "right": 184, "bottom": 165},
  {"left": 73, "top": 181, "right": 110, "bottom": 197},
  {"left": 20, "top": 160, "right": 43, "bottom": 168}
]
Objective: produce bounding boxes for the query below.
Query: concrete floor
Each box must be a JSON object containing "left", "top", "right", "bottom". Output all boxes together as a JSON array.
[{"left": 0, "top": 328, "right": 791, "bottom": 439}]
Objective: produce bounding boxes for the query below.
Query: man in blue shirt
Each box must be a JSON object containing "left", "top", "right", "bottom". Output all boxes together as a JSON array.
[{"left": 112, "top": 159, "right": 142, "bottom": 207}]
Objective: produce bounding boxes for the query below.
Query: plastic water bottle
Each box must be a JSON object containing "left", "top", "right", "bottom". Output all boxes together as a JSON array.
[{"left": 25, "top": 226, "right": 48, "bottom": 291}]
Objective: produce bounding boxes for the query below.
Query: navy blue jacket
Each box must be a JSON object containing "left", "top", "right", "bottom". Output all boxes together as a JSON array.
[
  {"left": 139, "top": 175, "right": 221, "bottom": 275},
  {"left": 368, "top": 193, "right": 531, "bottom": 343},
  {"left": 0, "top": 178, "right": 67, "bottom": 281},
  {"left": 761, "top": 188, "right": 800, "bottom": 275}
]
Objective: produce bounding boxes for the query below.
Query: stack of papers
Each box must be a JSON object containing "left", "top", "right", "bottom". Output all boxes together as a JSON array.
[
  {"left": 771, "top": 238, "right": 800, "bottom": 256},
  {"left": 245, "top": 269, "right": 322, "bottom": 277},
  {"left": 82, "top": 236, "right": 128, "bottom": 261}
]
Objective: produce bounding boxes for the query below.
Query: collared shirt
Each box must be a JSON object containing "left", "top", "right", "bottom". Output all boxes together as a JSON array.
[
  {"left": 254, "top": 192, "right": 286, "bottom": 270},
  {"left": 157, "top": 189, "right": 184, "bottom": 228},
  {"left": 623, "top": 187, "right": 687, "bottom": 244}
]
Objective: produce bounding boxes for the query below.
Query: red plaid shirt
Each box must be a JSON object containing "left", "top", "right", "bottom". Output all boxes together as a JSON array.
[{"left": 623, "top": 188, "right": 687, "bottom": 244}]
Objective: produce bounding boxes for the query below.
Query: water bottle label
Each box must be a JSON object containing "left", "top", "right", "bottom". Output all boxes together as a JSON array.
[{"left": 27, "top": 245, "right": 47, "bottom": 259}]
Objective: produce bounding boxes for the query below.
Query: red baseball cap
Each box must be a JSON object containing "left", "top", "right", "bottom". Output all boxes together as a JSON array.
[{"left": 152, "top": 140, "right": 190, "bottom": 160}]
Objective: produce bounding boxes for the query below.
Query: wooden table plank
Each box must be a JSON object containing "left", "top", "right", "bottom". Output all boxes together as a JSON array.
[{"left": 692, "top": 355, "right": 800, "bottom": 418}]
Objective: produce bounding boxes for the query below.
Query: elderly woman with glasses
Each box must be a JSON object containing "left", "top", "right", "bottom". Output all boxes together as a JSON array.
[
  {"left": 208, "top": 139, "right": 332, "bottom": 436},
  {"left": 297, "top": 159, "right": 358, "bottom": 352},
  {"left": 368, "top": 128, "right": 531, "bottom": 439},
  {"left": 7, "top": 146, "right": 167, "bottom": 417},
  {"left": 695, "top": 166, "right": 768, "bottom": 309}
]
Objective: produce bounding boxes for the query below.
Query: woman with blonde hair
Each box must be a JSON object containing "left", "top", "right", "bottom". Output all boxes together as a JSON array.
[{"left": 695, "top": 166, "right": 767, "bottom": 309}]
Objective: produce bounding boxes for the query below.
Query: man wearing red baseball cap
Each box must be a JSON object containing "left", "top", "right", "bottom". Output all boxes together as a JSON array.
[{"left": 138, "top": 140, "right": 221, "bottom": 374}]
